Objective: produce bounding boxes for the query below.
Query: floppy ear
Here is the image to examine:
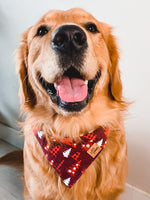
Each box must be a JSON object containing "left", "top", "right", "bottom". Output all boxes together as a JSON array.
[
  {"left": 16, "top": 28, "right": 36, "bottom": 112},
  {"left": 107, "top": 32, "right": 123, "bottom": 102},
  {"left": 100, "top": 22, "right": 123, "bottom": 102}
]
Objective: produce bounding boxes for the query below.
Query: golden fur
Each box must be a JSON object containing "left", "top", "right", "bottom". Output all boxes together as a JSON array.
[{"left": 16, "top": 8, "right": 128, "bottom": 200}]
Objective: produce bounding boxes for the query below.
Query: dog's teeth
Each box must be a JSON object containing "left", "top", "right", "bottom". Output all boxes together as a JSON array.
[
  {"left": 54, "top": 83, "right": 57, "bottom": 89},
  {"left": 85, "top": 80, "right": 88, "bottom": 85}
]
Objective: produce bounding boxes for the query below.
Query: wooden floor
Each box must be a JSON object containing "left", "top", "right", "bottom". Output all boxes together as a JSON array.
[{"left": 0, "top": 140, "right": 23, "bottom": 200}]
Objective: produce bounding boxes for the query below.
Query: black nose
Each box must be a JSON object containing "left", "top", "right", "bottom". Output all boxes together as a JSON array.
[{"left": 51, "top": 25, "right": 87, "bottom": 53}]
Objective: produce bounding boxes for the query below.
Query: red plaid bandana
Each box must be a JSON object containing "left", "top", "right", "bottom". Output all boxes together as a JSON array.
[{"left": 33, "top": 127, "right": 109, "bottom": 188}]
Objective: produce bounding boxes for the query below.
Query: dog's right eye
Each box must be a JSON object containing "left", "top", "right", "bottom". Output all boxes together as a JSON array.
[{"left": 36, "top": 26, "right": 49, "bottom": 37}]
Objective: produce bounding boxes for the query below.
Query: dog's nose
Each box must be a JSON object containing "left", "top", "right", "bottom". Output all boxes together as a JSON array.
[{"left": 51, "top": 25, "right": 87, "bottom": 53}]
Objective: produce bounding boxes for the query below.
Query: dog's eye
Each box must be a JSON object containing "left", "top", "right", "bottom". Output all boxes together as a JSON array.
[
  {"left": 85, "top": 23, "right": 99, "bottom": 33},
  {"left": 36, "top": 26, "right": 49, "bottom": 37}
]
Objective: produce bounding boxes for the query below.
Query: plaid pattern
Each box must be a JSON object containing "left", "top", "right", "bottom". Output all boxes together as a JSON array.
[{"left": 34, "top": 127, "right": 108, "bottom": 188}]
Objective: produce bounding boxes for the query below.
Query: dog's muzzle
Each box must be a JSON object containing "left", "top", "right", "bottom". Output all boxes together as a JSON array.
[{"left": 39, "top": 25, "right": 101, "bottom": 112}]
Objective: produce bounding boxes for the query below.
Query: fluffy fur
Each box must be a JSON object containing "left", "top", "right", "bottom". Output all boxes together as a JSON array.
[{"left": 16, "top": 8, "right": 128, "bottom": 200}]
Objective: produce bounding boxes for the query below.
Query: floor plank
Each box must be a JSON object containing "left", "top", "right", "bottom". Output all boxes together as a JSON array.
[
  {"left": 0, "top": 186, "right": 18, "bottom": 200},
  {"left": 0, "top": 140, "right": 23, "bottom": 200}
]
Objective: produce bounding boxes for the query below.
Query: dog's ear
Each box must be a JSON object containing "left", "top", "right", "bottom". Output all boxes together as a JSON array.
[
  {"left": 107, "top": 32, "right": 123, "bottom": 102},
  {"left": 16, "top": 27, "right": 36, "bottom": 112},
  {"left": 100, "top": 22, "right": 123, "bottom": 102}
]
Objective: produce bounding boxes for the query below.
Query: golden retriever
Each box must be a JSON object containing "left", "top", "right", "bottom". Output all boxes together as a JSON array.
[{"left": 15, "top": 8, "right": 128, "bottom": 200}]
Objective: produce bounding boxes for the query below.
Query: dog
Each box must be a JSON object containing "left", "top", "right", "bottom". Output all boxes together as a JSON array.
[{"left": 14, "top": 8, "right": 128, "bottom": 200}]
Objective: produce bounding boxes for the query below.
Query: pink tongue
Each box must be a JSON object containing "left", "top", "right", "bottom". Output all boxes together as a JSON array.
[{"left": 56, "top": 77, "right": 88, "bottom": 102}]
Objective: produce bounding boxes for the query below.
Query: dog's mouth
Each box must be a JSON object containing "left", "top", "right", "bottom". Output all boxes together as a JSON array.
[{"left": 39, "top": 67, "right": 100, "bottom": 112}]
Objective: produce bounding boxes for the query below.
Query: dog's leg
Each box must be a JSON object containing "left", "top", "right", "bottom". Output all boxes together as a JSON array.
[{"left": 24, "top": 182, "right": 33, "bottom": 200}]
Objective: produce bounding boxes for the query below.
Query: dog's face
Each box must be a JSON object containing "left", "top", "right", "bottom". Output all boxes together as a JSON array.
[{"left": 16, "top": 8, "right": 123, "bottom": 115}]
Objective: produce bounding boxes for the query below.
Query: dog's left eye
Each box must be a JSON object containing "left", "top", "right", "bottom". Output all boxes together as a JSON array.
[
  {"left": 85, "top": 23, "right": 99, "bottom": 33},
  {"left": 36, "top": 26, "right": 49, "bottom": 37}
]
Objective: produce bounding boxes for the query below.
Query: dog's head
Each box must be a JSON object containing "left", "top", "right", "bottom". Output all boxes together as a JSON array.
[{"left": 16, "top": 8, "right": 124, "bottom": 116}]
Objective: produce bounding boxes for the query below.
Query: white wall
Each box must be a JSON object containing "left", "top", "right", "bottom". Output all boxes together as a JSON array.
[{"left": 0, "top": 0, "right": 150, "bottom": 194}]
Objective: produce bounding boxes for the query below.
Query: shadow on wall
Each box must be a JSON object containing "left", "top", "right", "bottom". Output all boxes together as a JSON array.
[
  {"left": 0, "top": 100, "right": 21, "bottom": 130},
  {"left": 0, "top": 9, "right": 6, "bottom": 34}
]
